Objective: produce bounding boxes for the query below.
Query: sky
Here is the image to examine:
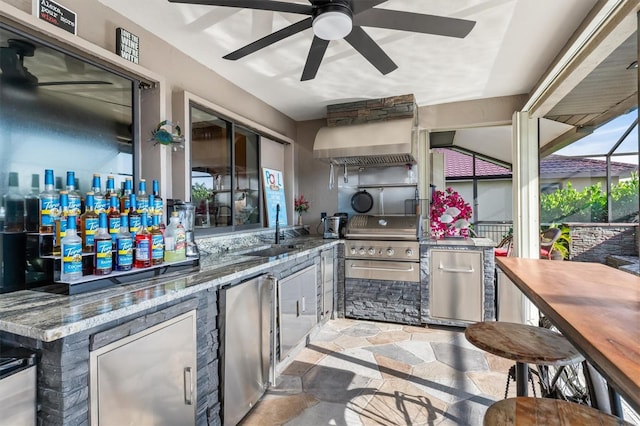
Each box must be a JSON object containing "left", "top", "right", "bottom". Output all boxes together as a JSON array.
[{"left": 556, "top": 109, "right": 638, "bottom": 165}]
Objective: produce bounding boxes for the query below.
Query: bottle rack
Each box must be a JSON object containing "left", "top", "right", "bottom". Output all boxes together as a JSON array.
[{"left": 29, "top": 232, "right": 199, "bottom": 295}]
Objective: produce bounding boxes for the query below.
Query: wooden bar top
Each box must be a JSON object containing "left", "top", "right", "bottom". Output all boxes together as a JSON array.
[{"left": 496, "top": 257, "right": 640, "bottom": 413}]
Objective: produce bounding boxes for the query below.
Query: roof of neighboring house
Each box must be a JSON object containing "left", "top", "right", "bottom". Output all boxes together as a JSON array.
[
  {"left": 437, "top": 149, "right": 637, "bottom": 179},
  {"left": 437, "top": 149, "right": 510, "bottom": 178},
  {"left": 540, "top": 155, "right": 637, "bottom": 179}
]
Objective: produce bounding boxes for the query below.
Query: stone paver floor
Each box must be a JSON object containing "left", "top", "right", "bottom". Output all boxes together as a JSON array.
[{"left": 241, "top": 318, "right": 521, "bottom": 426}]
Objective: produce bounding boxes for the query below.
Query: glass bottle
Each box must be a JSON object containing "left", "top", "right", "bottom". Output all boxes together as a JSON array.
[
  {"left": 66, "top": 171, "right": 81, "bottom": 219},
  {"left": 136, "top": 178, "right": 148, "bottom": 218},
  {"left": 105, "top": 175, "right": 116, "bottom": 201},
  {"left": 146, "top": 194, "right": 154, "bottom": 227},
  {"left": 116, "top": 213, "right": 133, "bottom": 271},
  {"left": 107, "top": 195, "right": 121, "bottom": 249},
  {"left": 25, "top": 173, "right": 40, "bottom": 232},
  {"left": 134, "top": 212, "right": 151, "bottom": 268},
  {"left": 128, "top": 193, "right": 141, "bottom": 238},
  {"left": 53, "top": 191, "right": 69, "bottom": 256},
  {"left": 92, "top": 173, "right": 107, "bottom": 214},
  {"left": 39, "top": 169, "right": 58, "bottom": 233},
  {"left": 164, "top": 211, "right": 186, "bottom": 262},
  {"left": 3, "top": 171, "right": 25, "bottom": 232},
  {"left": 81, "top": 192, "right": 99, "bottom": 253},
  {"left": 119, "top": 177, "right": 133, "bottom": 213},
  {"left": 60, "top": 215, "right": 82, "bottom": 281},
  {"left": 152, "top": 179, "right": 163, "bottom": 219},
  {"left": 151, "top": 213, "right": 164, "bottom": 265},
  {"left": 94, "top": 212, "right": 112, "bottom": 275}
]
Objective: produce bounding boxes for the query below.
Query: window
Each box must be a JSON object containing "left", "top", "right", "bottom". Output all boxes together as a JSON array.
[
  {"left": 0, "top": 24, "right": 135, "bottom": 203},
  {"left": 190, "top": 104, "right": 261, "bottom": 231},
  {"left": 540, "top": 109, "right": 639, "bottom": 224}
]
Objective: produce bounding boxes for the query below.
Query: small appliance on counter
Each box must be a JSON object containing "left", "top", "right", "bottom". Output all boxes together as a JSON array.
[
  {"left": 323, "top": 216, "right": 340, "bottom": 239},
  {"left": 169, "top": 201, "right": 199, "bottom": 258},
  {"left": 322, "top": 212, "right": 349, "bottom": 239}
]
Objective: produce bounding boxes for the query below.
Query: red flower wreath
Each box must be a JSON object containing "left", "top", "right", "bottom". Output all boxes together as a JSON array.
[{"left": 430, "top": 187, "right": 472, "bottom": 239}]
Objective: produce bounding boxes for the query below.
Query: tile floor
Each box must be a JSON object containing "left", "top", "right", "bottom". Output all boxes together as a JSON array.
[{"left": 242, "top": 318, "right": 520, "bottom": 426}]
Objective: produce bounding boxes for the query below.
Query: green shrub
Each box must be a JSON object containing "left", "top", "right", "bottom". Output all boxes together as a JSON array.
[{"left": 541, "top": 173, "right": 638, "bottom": 223}]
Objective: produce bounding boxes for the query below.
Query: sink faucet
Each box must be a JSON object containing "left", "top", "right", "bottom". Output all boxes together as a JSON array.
[{"left": 275, "top": 203, "right": 280, "bottom": 244}]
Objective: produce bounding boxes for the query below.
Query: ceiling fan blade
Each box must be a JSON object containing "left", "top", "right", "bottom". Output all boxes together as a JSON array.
[
  {"left": 37, "top": 81, "right": 113, "bottom": 86},
  {"left": 344, "top": 26, "right": 397, "bottom": 75},
  {"left": 168, "top": 0, "right": 313, "bottom": 15},
  {"left": 354, "top": 9, "right": 476, "bottom": 38},
  {"left": 301, "top": 36, "right": 329, "bottom": 81},
  {"left": 351, "top": 0, "right": 387, "bottom": 15},
  {"left": 224, "top": 18, "right": 312, "bottom": 60}
]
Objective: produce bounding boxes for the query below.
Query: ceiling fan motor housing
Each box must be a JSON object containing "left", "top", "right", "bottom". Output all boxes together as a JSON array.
[{"left": 312, "top": 0, "right": 353, "bottom": 40}]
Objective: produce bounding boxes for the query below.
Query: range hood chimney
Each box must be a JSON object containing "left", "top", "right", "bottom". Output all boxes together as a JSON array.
[{"left": 313, "top": 118, "right": 417, "bottom": 167}]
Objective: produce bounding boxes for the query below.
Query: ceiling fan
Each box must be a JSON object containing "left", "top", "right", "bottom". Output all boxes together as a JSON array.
[
  {"left": 168, "top": 0, "right": 476, "bottom": 81},
  {"left": 0, "top": 39, "right": 112, "bottom": 87}
]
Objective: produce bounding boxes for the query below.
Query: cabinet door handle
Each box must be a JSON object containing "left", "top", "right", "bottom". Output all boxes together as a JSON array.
[
  {"left": 296, "top": 300, "right": 300, "bottom": 317},
  {"left": 350, "top": 264, "right": 415, "bottom": 273},
  {"left": 301, "top": 296, "right": 306, "bottom": 312},
  {"left": 439, "top": 265, "right": 474, "bottom": 273},
  {"left": 184, "top": 366, "right": 193, "bottom": 405}
]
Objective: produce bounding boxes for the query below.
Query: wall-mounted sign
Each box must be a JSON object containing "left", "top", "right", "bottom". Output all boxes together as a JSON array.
[
  {"left": 262, "top": 168, "right": 288, "bottom": 227},
  {"left": 116, "top": 28, "right": 140, "bottom": 64},
  {"left": 33, "top": 0, "right": 77, "bottom": 35}
]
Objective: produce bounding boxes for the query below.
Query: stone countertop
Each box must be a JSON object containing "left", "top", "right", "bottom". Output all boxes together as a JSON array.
[
  {"left": 0, "top": 236, "right": 338, "bottom": 343},
  {"left": 421, "top": 237, "right": 496, "bottom": 248}
]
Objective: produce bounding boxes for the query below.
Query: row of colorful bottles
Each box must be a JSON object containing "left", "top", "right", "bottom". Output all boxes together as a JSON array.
[
  {"left": 60, "top": 211, "right": 186, "bottom": 281},
  {"left": 2, "top": 169, "right": 163, "bottom": 233}
]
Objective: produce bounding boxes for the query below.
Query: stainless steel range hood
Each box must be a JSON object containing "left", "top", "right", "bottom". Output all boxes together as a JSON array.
[{"left": 313, "top": 118, "right": 417, "bottom": 166}]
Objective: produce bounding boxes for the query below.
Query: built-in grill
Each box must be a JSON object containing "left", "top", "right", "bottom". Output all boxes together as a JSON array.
[
  {"left": 343, "top": 214, "right": 422, "bottom": 325},
  {"left": 345, "top": 214, "right": 421, "bottom": 241}
]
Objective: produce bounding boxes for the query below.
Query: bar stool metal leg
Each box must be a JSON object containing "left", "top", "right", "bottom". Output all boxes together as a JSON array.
[{"left": 516, "top": 362, "right": 528, "bottom": 396}]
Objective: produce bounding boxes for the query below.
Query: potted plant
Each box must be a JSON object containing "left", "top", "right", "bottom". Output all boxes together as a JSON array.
[
  {"left": 550, "top": 224, "right": 571, "bottom": 260},
  {"left": 294, "top": 194, "right": 310, "bottom": 225}
]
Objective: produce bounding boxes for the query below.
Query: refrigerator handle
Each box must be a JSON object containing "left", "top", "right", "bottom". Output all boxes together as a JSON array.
[{"left": 183, "top": 367, "right": 193, "bottom": 405}]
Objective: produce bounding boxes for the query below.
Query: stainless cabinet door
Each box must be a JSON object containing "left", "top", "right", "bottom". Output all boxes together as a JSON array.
[
  {"left": 430, "top": 250, "right": 483, "bottom": 323},
  {"left": 279, "top": 265, "right": 317, "bottom": 360},
  {"left": 91, "top": 311, "right": 197, "bottom": 426},
  {"left": 321, "top": 251, "right": 334, "bottom": 319},
  {"left": 0, "top": 366, "right": 36, "bottom": 426},
  {"left": 220, "top": 275, "right": 271, "bottom": 426}
]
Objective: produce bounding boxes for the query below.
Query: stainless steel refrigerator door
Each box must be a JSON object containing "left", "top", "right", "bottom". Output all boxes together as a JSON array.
[
  {"left": 430, "top": 250, "right": 483, "bottom": 323},
  {"left": 220, "top": 274, "right": 271, "bottom": 426},
  {"left": 0, "top": 365, "right": 36, "bottom": 426},
  {"left": 90, "top": 311, "right": 197, "bottom": 426}
]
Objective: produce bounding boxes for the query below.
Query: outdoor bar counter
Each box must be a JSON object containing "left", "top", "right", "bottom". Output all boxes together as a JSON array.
[{"left": 496, "top": 257, "right": 640, "bottom": 413}]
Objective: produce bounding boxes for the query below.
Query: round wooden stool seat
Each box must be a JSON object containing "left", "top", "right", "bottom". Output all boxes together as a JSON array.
[
  {"left": 484, "top": 397, "right": 633, "bottom": 425},
  {"left": 465, "top": 322, "right": 584, "bottom": 365}
]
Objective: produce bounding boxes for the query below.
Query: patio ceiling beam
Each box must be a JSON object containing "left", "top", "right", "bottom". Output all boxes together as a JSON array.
[{"left": 524, "top": 0, "right": 639, "bottom": 118}]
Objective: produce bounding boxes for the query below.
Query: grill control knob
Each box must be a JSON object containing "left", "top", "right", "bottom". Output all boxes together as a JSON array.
[
  {"left": 386, "top": 248, "right": 395, "bottom": 256},
  {"left": 368, "top": 247, "right": 376, "bottom": 255},
  {"left": 358, "top": 248, "right": 366, "bottom": 255},
  {"left": 350, "top": 247, "right": 357, "bottom": 255},
  {"left": 405, "top": 248, "right": 414, "bottom": 257}
]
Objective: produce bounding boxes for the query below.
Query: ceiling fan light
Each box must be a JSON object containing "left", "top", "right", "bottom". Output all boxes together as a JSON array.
[{"left": 313, "top": 10, "right": 352, "bottom": 41}]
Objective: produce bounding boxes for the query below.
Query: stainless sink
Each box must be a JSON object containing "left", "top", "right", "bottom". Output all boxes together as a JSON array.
[{"left": 241, "top": 244, "right": 301, "bottom": 257}]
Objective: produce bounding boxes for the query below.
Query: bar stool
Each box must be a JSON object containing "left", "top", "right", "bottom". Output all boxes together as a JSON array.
[
  {"left": 465, "top": 322, "right": 584, "bottom": 397},
  {"left": 484, "top": 397, "right": 633, "bottom": 425}
]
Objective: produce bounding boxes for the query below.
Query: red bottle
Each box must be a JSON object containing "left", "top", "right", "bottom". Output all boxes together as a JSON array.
[{"left": 134, "top": 212, "right": 151, "bottom": 268}]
